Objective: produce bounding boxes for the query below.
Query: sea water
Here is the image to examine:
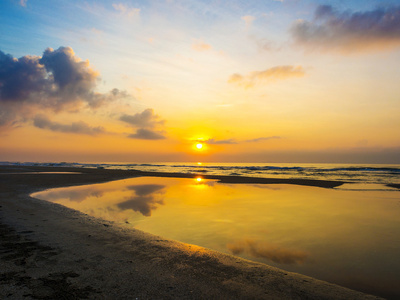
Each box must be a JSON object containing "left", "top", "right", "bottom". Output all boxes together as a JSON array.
[
  {"left": 31, "top": 175, "right": 400, "bottom": 299},
  {"left": 3, "top": 161, "right": 400, "bottom": 187}
]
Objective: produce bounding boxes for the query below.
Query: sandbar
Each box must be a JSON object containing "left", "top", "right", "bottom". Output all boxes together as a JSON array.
[{"left": 0, "top": 165, "right": 381, "bottom": 299}]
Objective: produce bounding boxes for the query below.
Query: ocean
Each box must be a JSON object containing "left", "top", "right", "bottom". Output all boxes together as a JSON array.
[
  {"left": 3, "top": 161, "right": 400, "bottom": 188},
  {"left": 4, "top": 160, "right": 398, "bottom": 298},
  {"left": 31, "top": 172, "right": 400, "bottom": 299}
]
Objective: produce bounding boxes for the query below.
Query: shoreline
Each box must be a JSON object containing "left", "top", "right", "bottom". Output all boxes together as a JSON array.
[
  {"left": 0, "top": 165, "right": 382, "bottom": 299},
  {"left": 0, "top": 164, "right": 348, "bottom": 189}
]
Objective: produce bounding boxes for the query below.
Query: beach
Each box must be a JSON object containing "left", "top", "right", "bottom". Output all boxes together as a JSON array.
[{"left": 0, "top": 165, "right": 383, "bottom": 299}]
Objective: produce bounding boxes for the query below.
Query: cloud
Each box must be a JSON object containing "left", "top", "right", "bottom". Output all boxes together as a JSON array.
[
  {"left": 0, "top": 47, "right": 130, "bottom": 128},
  {"left": 112, "top": 3, "right": 140, "bottom": 17},
  {"left": 252, "top": 37, "right": 278, "bottom": 52},
  {"left": 197, "top": 136, "right": 281, "bottom": 145},
  {"left": 0, "top": 51, "right": 48, "bottom": 105},
  {"left": 117, "top": 184, "right": 166, "bottom": 216},
  {"left": 291, "top": 5, "right": 400, "bottom": 54},
  {"left": 227, "top": 239, "right": 308, "bottom": 265},
  {"left": 128, "top": 128, "right": 166, "bottom": 140},
  {"left": 39, "top": 47, "right": 121, "bottom": 109},
  {"left": 228, "top": 65, "right": 305, "bottom": 88},
  {"left": 192, "top": 40, "right": 212, "bottom": 52},
  {"left": 205, "top": 138, "right": 238, "bottom": 145},
  {"left": 245, "top": 136, "right": 281, "bottom": 143},
  {"left": 227, "top": 73, "right": 244, "bottom": 84},
  {"left": 33, "top": 115, "right": 106, "bottom": 135},
  {"left": 121, "top": 108, "right": 166, "bottom": 140},
  {"left": 20, "top": 0, "right": 28, "bottom": 7},
  {"left": 39, "top": 187, "right": 104, "bottom": 203},
  {"left": 241, "top": 15, "right": 256, "bottom": 28},
  {"left": 120, "top": 108, "right": 164, "bottom": 128}
]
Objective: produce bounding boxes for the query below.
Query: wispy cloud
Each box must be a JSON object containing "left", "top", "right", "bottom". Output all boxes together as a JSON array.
[
  {"left": 251, "top": 37, "right": 279, "bottom": 52},
  {"left": 245, "top": 136, "right": 281, "bottom": 143},
  {"left": 291, "top": 5, "right": 400, "bottom": 54},
  {"left": 33, "top": 115, "right": 106, "bottom": 135},
  {"left": 199, "top": 136, "right": 281, "bottom": 145},
  {"left": 205, "top": 138, "right": 238, "bottom": 145},
  {"left": 228, "top": 65, "right": 305, "bottom": 88},
  {"left": 19, "top": 0, "right": 28, "bottom": 7},
  {"left": 192, "top": 40, "right": 212, "bottom": 52},
  {"left": 241, "top": 15, "right": 256, "bottom": 28},
  {"left": 112, "top": 3, "right": 140, "bottom": 17}
]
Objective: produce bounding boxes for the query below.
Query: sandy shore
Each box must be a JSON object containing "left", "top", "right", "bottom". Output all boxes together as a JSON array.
[{"left": 0, "top": 165, "right": 382, "bottom": 299}]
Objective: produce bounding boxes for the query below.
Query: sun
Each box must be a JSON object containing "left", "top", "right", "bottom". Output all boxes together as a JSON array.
[{"left": 196, "top": 143, "right": 203, "bottom": 150}]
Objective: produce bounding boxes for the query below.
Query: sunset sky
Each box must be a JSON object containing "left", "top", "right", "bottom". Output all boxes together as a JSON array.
[{"left": 1, "top": 0, "right": 399, "bottom": 163}]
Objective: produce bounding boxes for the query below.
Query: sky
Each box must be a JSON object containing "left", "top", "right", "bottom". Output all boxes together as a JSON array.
[{"left": 1, "top": 0, "right": 400, "bottom": 163}]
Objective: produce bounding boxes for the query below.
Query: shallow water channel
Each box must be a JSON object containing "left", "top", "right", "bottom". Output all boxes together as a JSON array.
[{"left": 32, "top": 176, "right": 400, "bottom": 299}]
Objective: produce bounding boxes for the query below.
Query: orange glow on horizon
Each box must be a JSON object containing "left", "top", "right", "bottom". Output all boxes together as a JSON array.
[{"left": 2, "top": 1, "right": 400, "bottom": 165}]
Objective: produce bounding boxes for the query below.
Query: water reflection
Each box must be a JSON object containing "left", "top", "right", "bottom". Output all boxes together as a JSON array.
[
  {"left": 117, "top": 184, "right": 166, "bottom": 216},
  {"left": 227, "top": 239, "right": 308, "bottom": 265},
  {"left": 32, "top": 176, "right": 400, "bottom": 299},
  {"left": 194, "top": 177, "right": 216, "bottom": 187},
  {"left": 41, "top": 187, "right": 104, "bottom": 203}
]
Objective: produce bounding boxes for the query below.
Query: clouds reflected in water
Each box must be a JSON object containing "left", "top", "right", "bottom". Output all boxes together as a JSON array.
[
  {"left": 227, "top": 239, "right": 308, "bottom": 265},
  {"left": 39, "top": 187, "right": 104, "bottom": 203},
  {"left": 117, "top": 184, "right": 166, "bottom": 216}
]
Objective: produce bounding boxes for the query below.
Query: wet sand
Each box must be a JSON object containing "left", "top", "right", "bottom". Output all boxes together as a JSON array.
[{"left": 0, "top": 165, "right": 381, "bottom": 299}]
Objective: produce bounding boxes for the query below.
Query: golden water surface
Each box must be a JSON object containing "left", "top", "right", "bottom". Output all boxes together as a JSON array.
[{"left": 32, "top": 177, "right": 400, "bottom": 299}]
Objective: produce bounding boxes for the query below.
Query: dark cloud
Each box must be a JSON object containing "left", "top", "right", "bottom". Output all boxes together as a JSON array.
[
  {"left": 205, "top": 138, "right": 238, "bottom": 145},
  {"left": 33, "top": 115, "right": 106, "bottom": 135},
  {"left": 128, "top": 128, "right": 166, "bottom": 140},
  {"left": 0, "top": 47, "right": 130, "bottom": 128},
  {"left": 245, "top": 136, "right": 281, "bottom": 143},
  {"left": 291, "top": 5, "right": 400, "bottom": 53},
  {"left": 0, "top": 106, "right": 18, "bottom": 127},
  {"left": 39, "top": 47, "right": 98, "bottom": 99},
  {"left": 227, "top": 239, "right": 308, "bottom": 265},
  {"left": 228, "top": 65, "right": 305, "bottom": 88},
  {"left": 121, "top": 108, "right": 166, "bottom": 140},
  {"left": 117, "top": 184, "right": 166, "bottom": 216},
  {"left": 120, "top": 108, "right": 164, "bottom": 128},
  {"left": 314, "top": 4, "right": 334, "bottom": 19},
  {"left": 0, "top": 51, "right": 48, "bottom": 107}
]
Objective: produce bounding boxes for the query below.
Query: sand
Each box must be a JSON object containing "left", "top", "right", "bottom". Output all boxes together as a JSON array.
[{"left": 0, "top": 165, "right": 382, "bottom": 299}]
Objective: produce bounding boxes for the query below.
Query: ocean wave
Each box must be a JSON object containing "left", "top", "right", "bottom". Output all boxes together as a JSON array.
[
  {"left": 1, "top": 161, "right": 399, "bottom": 185},
  {"left": 3, "top": 161, "right": 400, "bottom": 174}
]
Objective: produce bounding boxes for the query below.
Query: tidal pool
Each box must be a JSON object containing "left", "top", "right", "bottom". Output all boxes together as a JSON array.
[{"left": 32, "top": 177, "right": 400, "bottom": 299}]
